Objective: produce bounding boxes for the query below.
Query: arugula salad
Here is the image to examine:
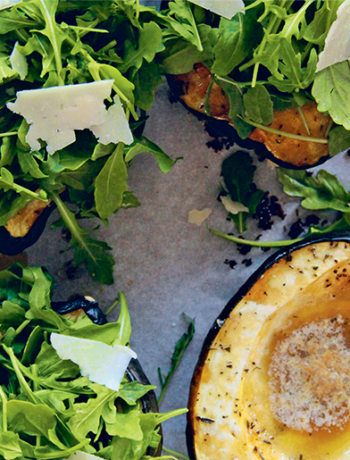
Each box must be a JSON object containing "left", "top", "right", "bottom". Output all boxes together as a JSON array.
[
  {"left": 158, "top": 0, "right": 350, "bottom": 161},
  {"left": 0, "top": 0, "right": 177, "bottom": 285},
  {"left": 0, "top": 263, "right": 185, "bottom": 460}
]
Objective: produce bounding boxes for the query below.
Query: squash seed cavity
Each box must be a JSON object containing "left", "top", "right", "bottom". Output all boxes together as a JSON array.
[{"left": 269, "top": 316, "right": 350, "bottom": 433}]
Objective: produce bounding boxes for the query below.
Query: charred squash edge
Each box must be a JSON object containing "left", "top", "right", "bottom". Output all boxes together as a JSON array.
[
  {"left": 166, "top": 74, "right": 330, "bottom": 170},
  {"left": 52, "top": 298, "right": 162, "bottom": 457},
  {"left": 186, "top": 230, "right": 350, "bottom": 459},
  {"left": 0, "top": 193, "right": 64, "bottom": 256}
]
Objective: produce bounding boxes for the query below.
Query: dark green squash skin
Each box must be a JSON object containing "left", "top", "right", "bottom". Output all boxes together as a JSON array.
[
  {"left": 186, "top": 230, "right": 350, "bottom": 459},
  {"left": 0, "top": 201, "right": 56, "bottom": 256},
  {"left": 53, "top": 298, "right": 162, "bottom": 457}
]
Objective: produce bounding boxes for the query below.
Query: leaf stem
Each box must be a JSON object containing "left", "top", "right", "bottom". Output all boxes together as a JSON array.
[
  {"left": 210, "top": 228, "right": 303, "bottom": 247},
  {"left": 39, "top": 0, "right": 64, "bottom": 85},
  {"left": 3, "top": 345, "right": 36, "bottom": 403},
  {"left": 162, "top": 447, "right": 190, "bottom": 460},
  {"left": 215, "top": 75, "right": 268, "bottom": 88},
  {"left": 15, "top": 319, "right": 31, "bottom": 336},
  {"left": 0, "top": 386, "right": 7, "bottom": 432},
  {"left": 0, "top": 132, "right": 18, "bottom": 138},
  {"left": 157, "top": 408, "right": 188, "bottom": 424},
  {"left": 241, "top": 117, "right": 328, "bottom": 143},
  {"left": 35, "top": 439, "right": 90, "bottom": 459},
  {"left": 105, "top": 297, "right": 120, "bottom": 316}
]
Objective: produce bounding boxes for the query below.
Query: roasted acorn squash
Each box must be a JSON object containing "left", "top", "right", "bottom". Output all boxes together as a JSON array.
[
  {"left": 168, "top": 64, "right": 331, "bottom": 169},
  {"left": 187, "top": 232, "right": 350, "bottom": 460}
]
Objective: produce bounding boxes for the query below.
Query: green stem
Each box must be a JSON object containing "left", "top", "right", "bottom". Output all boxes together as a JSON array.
[
  {"left": 35, "top": 439, "right": 90, "bottom": 459},
  {"left": 215, "top": 75, "right": 268, "bottom": 88},
  {"left": 210, "top": 228, "right": 303, "bottom": 247},
  {"left": 3, "top": 345, "right": 36, "bottom": 403},
  {"left": 105, "top": 297, "right": 120, "bottom": 316},
  {"left": 0, "top": 386, "right": 7, "bottom": 432},
  {"left": 162, "top": 447, "right": 190, "bottom": 460},
  {"left": 67, "top": 25, "right": 108, "bottom": 34},
  {"left": 157, "top": 408, "right": 188, "bottom": 425},
  {"left": 297, "top": 106, "right": 310, "bottom": 136},
  {"left": 0, "top": 132, "right": 18, "bottom": 138},
  {"left": 39, "top": 0, "right": 64, "bottom": 85},
  {"left": 242, "top": 117, "right": 328, "bottom": 143},
  {"left": 15, "top": 319, "right": 31, "bottom": 336}
]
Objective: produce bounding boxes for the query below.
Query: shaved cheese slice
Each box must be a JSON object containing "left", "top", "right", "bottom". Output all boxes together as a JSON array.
[
  {"left": 317, "top": 0, "right": 350, "bottom": 72},
  {"left": 7, "top": 80, "right": 133, "bottom": 154},
  {"left": 0, "top": 0, "right": 21, "bottom": 10},
  {"left": 220, "top": 195, "right": 249, "bottom": 215},
  {"left": 188, "top": 0, "right": 244, "bottom": 19},
  {"left": 10, "top": 42, "right": 28, "bottom": 80},
  {"left": 91, "top": 94, "right": 133, "bottom": 145},
  {"left": 188, "top": 208, "right": 212, "bottom": 226},
  {"left": 66, "top": 452, "right": 102, "bottom": 460},
  {"left": 50, "top": 333, "right": 137, "bottom": 392}
]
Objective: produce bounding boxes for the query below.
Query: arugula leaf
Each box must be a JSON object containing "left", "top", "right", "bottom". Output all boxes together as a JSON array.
[
  {"left": 221, "top": 152, "right": 264, "bottom": 233},
  {"left": 95, "top": 143, "right": 128, "bottom": 220},
  {"left": 157, "top": 314, "right": 195, "bottom": 405},
  {"left": 68, "top": 384, "right": 118, "bottom": 439},
  {"left": 243, "top": 84, "right": 273, "bottom": 125},
  {"left": 125, "top": 136, "right": 177, "bottom": 173},
  {"left": 312, "top": 61, "right": 350, "bottom": 130},
  {"left": 51, "top": 192, "right": 115, "bottom": 285},
  {"left": 277, "top": 168, "right": 350, "bottom": 212},
  {"left": 211, "top": 10, "right": 259, "bottom": 76},
  {"left": 160, "top": 23, "right": 217, "bottom": 75},
  {"left": 165, "top": 0, "right": 203, "bottom": 51},
  {"left": 328, "top": 125, "right": 350, "bottom": 157},
  {"left": 118, "top": 22, "right": 163, "bottom": 73}
]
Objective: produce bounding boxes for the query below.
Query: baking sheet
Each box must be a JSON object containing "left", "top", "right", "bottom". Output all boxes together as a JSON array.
[{"left": 26, "top": 80, "right": 350, "bottom": 458}]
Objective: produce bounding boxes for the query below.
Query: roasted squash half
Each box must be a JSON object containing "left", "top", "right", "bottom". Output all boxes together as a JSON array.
[
  {"left": 168, "top": 64, "right": 331, "bottom": 169},
  {"left": 187, "top": 232, "right": 350, "bottom": 460}
]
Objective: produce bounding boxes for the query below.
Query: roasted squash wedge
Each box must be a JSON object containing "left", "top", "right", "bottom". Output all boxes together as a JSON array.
[
  {"left": 187, "top": 233, "right": 350, "bottom": 460},
  {"left": 169, "top": 64, "right": 331, "bottom": 169}
]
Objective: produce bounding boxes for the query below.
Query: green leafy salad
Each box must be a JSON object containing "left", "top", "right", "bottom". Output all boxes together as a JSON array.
[
  {"left": 0, "top": 263, "right": 185, "bottom": 460},
  {"left": 0, "top": 0, "right": 177, "bottom": 285},
  {"left": 158, "top": 0, "right": 350, "bottom": 156}
]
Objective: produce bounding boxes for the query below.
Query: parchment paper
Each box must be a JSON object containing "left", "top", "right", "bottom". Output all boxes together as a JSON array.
[{"left": 26, "top": 82, "right": 350, "bottom": 458}]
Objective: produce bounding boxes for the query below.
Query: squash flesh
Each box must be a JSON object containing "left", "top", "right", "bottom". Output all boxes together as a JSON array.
[{"left": 189, "top": 241, "right": 350, "bottom": 460}]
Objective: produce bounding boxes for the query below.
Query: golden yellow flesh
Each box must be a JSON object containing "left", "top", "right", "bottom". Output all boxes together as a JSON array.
[
  {"left": 191, "top": 241, "right": 350, "bottom": 460},
  {"left": 5, "top": 198, "right": 50, "bottom": 237}
]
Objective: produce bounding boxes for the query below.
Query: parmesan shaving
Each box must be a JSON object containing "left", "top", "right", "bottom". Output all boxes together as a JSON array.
[
  {"left": 7, "top": 80, "right": 133, "bottom": 154},
  {"left": 188, "top": 0, "right": 244, "bottom": 19},
  {"left": 0, "top": 0, "right": 21, "bottom": 10},
  {"left": 50, "top": 333, "right": 137, "bottom": 392},
  {"left": 316, "top": 0, "right": 350, "bottom": 72},
  {"left": 220, "top": 195, "right": 248, "bottom": 215},
  {"left": 188, "top": 208, "right": 212, "bottom": 226}
]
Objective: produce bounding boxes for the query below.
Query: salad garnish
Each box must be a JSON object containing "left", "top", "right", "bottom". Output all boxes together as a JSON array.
[
  {"left": 0, "top": 0, "right": 176, "bottom": 284},
  {"left": 0, "top": 263, "right": 186, "bottom": 460}
]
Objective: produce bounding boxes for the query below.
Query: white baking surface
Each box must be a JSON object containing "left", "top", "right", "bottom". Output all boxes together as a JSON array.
[{"left": 26, "top": 81, "right": 350, "bottom": 458}]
